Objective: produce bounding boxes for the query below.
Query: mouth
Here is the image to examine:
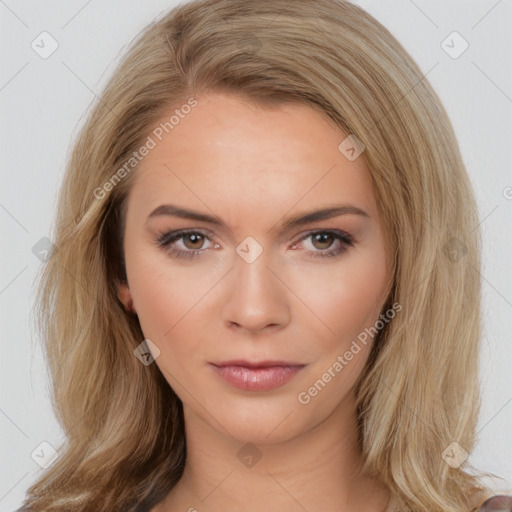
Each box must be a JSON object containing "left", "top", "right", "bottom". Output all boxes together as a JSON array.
[{"left": 208, "top": 359, "right": 306, "bottom": 391}]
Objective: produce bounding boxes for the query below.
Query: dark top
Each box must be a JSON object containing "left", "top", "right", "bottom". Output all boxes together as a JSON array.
[
  {"left": 13, "top": 493, "right": 512, "bottom": 511},
  {"left": 480, "top": 494, "right": 512, "bottom": 511}
]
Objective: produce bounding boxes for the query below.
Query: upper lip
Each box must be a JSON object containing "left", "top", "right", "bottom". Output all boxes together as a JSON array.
[{"left": 211, "top": 359, "right": 305, "bottom": 368}]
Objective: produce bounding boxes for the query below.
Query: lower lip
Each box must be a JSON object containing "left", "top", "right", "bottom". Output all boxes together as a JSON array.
[{"left": 209, "top": 364, "right": 304, "bottom": 391}]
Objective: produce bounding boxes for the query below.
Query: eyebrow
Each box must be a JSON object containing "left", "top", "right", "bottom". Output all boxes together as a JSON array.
[{"left": 146, "top": 203, "right": 369, "bottom": 234}]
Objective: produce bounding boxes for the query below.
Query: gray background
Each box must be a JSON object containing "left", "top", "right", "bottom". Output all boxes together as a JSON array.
[{"left": 1, "top": 0, "right": 511, "bottom": 509}]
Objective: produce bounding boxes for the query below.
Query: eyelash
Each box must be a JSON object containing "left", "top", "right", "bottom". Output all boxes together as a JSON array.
[{"left": 154, "top": 229, "right": 354, "bottom": 260}]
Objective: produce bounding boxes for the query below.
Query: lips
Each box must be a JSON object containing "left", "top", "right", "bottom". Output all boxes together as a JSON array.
[{"left": 209, "top": 360, "right": 305, "bottom": 391}]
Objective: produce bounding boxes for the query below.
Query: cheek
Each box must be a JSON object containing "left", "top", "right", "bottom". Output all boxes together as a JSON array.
[
  {"left": 126, "top": 251, "right": 205, "bottom": 361},
  {"left": 126, "top": 228, "right": 389, "bottom": 367},
  {"left": 288, "top": 250, "right": 389, "bottom": 353}
]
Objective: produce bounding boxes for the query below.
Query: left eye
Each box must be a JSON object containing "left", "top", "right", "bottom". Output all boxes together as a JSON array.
[
  {"left": 290, "top": 230, "right": 354, "bottom": 259},
  {"left": 155, "top": 229, "right": 354, "bottom": 260}
]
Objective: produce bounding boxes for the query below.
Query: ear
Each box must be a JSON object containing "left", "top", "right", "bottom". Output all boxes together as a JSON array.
[{"left": 118, "top": 282, "right": 136, "bottom": 314}]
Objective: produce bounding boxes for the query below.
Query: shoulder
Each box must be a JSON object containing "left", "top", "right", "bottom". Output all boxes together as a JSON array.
[
  {"left": 478, "top": 494, "right": 512, "bottom": 511},
  {"left": 386, "top": 493, "right": 512, "bottom": 511}
]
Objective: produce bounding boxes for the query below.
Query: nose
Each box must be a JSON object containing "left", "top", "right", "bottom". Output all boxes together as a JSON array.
[{"left": 221, "top": 248, "right": 291, "bottom": 335}]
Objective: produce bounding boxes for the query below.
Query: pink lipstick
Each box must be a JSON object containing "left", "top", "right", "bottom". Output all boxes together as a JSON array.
[{"left": 209, "top": 360, "right": 305, "bottom": 391}]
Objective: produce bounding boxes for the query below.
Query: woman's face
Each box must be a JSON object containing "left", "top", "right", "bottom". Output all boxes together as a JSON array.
[{"left": 119, "top": 91, "right": 392, "bottom": 444}]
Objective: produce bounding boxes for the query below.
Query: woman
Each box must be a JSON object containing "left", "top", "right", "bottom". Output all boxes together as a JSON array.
[{"left": 19, "top": 0, "right": 511, "bottom": 511}]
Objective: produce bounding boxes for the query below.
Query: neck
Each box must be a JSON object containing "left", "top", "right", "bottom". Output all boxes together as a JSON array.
[{"left": 160, "top": 393, "right": 391, "bottom": 512}]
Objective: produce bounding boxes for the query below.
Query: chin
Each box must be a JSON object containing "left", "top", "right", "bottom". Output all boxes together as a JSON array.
[{"left": 205, "top": 393, "right": 317, "bottom": 445}]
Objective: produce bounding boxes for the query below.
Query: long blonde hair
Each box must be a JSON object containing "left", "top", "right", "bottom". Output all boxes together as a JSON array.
[{"left": 25, "top": 0, "right": 502, "bottom": 510}]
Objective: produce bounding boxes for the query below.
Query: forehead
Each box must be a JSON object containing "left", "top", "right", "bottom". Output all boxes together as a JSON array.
[{"left": 127, "top": 91, "right": 377, "bottom": 223}]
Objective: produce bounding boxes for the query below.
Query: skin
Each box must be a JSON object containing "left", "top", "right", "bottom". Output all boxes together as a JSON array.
[{"left": 119, "top": 91, "right": 394, "bottom": 512}]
